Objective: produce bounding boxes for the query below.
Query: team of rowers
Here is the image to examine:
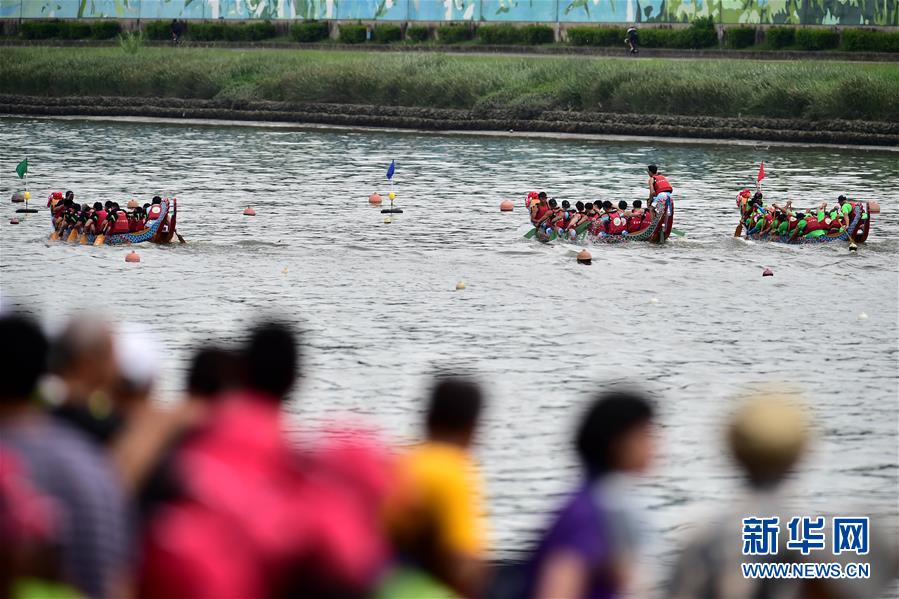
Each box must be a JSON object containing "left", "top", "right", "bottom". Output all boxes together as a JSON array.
[
  {"left": 527, "top": 164, "right": 674, "bottom": 239},
  {"left": 49, "top": 191, "right": 165, "bottom": 239},
  {"left": 738, "top": 190, "right": 865, "bottom": 240}
]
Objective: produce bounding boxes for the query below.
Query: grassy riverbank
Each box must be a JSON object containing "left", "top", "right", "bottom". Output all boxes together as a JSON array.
[{"left": 2, "top": 47, "right": 898, "bottom": 122}]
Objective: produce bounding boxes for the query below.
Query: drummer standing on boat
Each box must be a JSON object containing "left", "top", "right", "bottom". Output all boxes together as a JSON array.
[{"left": 647, "top": 164, "right": 673, "bottom": 215}]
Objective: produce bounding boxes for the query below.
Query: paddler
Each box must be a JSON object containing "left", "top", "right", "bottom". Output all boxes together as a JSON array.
[
  {"left": 530, "top": 192, "right": 551, "bottom": 227},
  {"left": 647, "top": 164, "right": 673, "bottom": 215},
  {"left": 627, "top": 199, "right": 648, "bottom": 233}
]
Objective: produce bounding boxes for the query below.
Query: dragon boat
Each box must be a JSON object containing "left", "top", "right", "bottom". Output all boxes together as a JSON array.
[
  {"left": 526, "top": 196, "right": 674, "bottom": 245},
  {"left": 49, "top": 196, "right": 178, "bottom": 246},
  {"left": 736, "top": 193, "right": 874, "bottom": 245}
]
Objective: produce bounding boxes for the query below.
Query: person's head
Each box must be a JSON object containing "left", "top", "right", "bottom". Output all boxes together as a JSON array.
[
  {"left": 187, "top": 347, "right": 240, "bottom": 402},
  {"left": 602, "top": 200, "right": 613, "bottom": 211},
  {"left": 585, "top": 202, "right": 593, "bottom": 211},
  {"left": 795, "top": 212, "right": 805, "bottom": 220},
  {"left": 576, "top": 389, "right": 655, "bottom": 479},
  {"left": 561, "top": 200, "right": 570, "bottom": 210},
  {"left": 104, "top": 201, "right": 113, "bottom": 210},
  {"left": 152, "top": 196, "right": 162, "bottom": 205},
  {"left": 753, "top": 191, "right": 763, "bottom": 202},
  {"left": 633, "top": 199, "right": 642, "bottom": 209},
  {"left": 548, "top": 199, "right": 558, "bottom": 209},
  {"left": 48, "top": 316, "right": 117, "bottom": 403},
  {"left": 618, "top": 200, "right": 628, "bottom": 211},
  {"left": 81, "top": 204, "right": 89, "bottom": 213},
  {"left": 425, "top": 375, "right": 484, "bottom": 448},
  {"left": 647, "top": 164, "right": 658, "bottom": 175},
  {"left": 729, "top": 393, "right": 809, "bottom": 489},
  {"left": 0, "top": 314, "right": 48, "bottom": 405},
  {"left": 112, "top": 323, "right": 160, "bottom": 409},
  {"left": 838, "top": 195, "right": 847, "bottom": 204},
  {"left": 243, "top": 321, "right": 299, "bottom": 400},
  {"left": 575, "top": 201, "right": 585, "bottom": 213},
  {"left": 65, "top": 191, "right": 74, "bottom": 200},
  {"left": 538, "top": 192, "right": 547, "bottom": 201},
  {"left": 143, "top": 203, "right": 150, "bottom": 211},
  {"left": 93, "top": 202, "right": 102, "bottom": 211},
  {"left": 112, "top": 202, "right": 120, "bottom": 209}
]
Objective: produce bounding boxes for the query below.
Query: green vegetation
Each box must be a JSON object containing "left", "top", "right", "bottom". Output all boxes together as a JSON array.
[
  {"left": 436, "top": 24, "right": 472, "bottom": 44},
  {"left": 338, "top": 24, "right": 367, "bottom": 44},
  {"left": 725, "top": 27, "right": 756, "bottom": 49},
  {"left": 290, "top": 21, "right": 329, "bottom": 43},
  {"left": 2, "top": 48, "right": 897, "bottom": 123},
  {"left": 372, "top": 24, "right": 402, "bottom": 44},
  {"left": 117, "top": 31, "right": 144, "bottom": 55},
  {"left": 7, "top": 18, "right": 898, "bottom": 53}
]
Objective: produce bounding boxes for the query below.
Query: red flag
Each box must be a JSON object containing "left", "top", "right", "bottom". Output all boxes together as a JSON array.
[{"left": 757, "top": 161, "right": 765, "bottom": 183}]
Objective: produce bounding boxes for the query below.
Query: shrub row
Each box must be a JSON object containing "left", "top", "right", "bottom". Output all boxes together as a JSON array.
[
  {"left": 568, "top": 23, "right": 896, "bottom": 53},
  {"left": 21, "top": 20, "right": 121, "bottom": 39},
  {"left": 10, "top": 20, "right": 899, "bottom": 53}
]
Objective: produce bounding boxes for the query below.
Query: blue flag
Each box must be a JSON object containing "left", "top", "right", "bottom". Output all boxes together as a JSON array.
[{"left": 386, "top": 160, "right": 395, "bottom": 181}]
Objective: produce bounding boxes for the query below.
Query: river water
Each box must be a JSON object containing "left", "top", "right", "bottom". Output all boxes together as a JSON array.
[{"left": 1, "top": 116, "right": 897, "bottom": 574}]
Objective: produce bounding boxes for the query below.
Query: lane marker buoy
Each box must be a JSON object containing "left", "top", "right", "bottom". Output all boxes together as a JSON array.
[
  {"left": 649, "top": 297, "right": 659, "bottom": 304},
  {"left": 456, "top": 280, "right": 466, "bottom": 290},
  {"left": 9, "top": 217, "right": 20, "bottom": 224},
  {"left": 384, "top": 217, "right": 392, "bottom": 224},
  {"left": 858, "top": 312, "right": 868, "bottom": 321},
  {"left": 368, "top": 193, "right": 382, "bottom": 205},
  {"left": 577, "top": 249, "right": 592, "bottom": 265},
  {"left": 125, "top": 251, "right": 141, "bottom": 263},
  {"left": 243, "top": 206, "right": 256, "bottom": 216},
  {"left": 762, "top": 268, "right": 773, "bottom": 277},
  {"left": 500, "top": 200, "right": 514, "bottom": 212}
]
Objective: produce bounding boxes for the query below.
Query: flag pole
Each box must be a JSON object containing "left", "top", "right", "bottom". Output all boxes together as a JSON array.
[{"left": 23, "top": 155, "right": 28, "bottom": 212}]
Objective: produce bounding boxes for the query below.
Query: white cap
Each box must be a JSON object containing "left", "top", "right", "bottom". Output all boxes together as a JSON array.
[{"left": 114, "top": 322, "right": 160, "bottom": 390}]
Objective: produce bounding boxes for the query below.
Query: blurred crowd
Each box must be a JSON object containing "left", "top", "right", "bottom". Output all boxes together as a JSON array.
[{"left": 0, "top": 312, "right": 896, "bottom": 599}]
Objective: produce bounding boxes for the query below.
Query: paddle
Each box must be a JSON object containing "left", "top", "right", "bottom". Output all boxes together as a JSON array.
[
  {"left": 670, "top": 228, "right": 685, "bottom": 237},
  {"left": 524, "top": 227, "right": 537, "bottom": 239}
]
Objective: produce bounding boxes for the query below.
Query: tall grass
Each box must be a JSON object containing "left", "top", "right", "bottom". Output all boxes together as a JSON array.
[{"left": 1, "top": 48, "right": 897, "bottom": 122}]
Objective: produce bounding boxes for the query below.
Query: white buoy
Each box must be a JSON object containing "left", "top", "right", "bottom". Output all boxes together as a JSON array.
[
  {"left": 858, "top": 312, "right": 868, "bottom": 321},
  {"left": 649, "top": 297, "right": 659, "bottom": 304},
  {"left": 384, "top": 217, "right": 392, "bottom": 224},
  {"left": 456, "top": 280, "right": 466, "bottom": 290}
]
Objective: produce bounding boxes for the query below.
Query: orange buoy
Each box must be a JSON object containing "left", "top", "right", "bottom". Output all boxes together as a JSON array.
[
  {"left": 243, "top": 206, "right": 256, "bottom": 216},
  {"left": 500, "top": 200, "right": 514, "bottom": 212},
  {"left": 9, "top": 217, "right": 20, "bottom": 224},
  {"left": 125, "top": 251, "right": 141, "bottom": 263},
  {"left": 127, "top": 199, "right": 139, "bottom": 209},
  {"left": 762, "top": 268, "right": 773, "bottom": 277},
  {"left": 576, "top": 249, "right": 592, "bottom": 265},
  {"left": 868, "top": 201, "right": 881, "bottom": 214},
  {"left": 368, "top": 193, "right": 382, "bottom": 205}
]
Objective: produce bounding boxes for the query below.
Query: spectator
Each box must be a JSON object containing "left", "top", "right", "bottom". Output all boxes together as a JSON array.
[
  {"left": 383, "top": 376, "right": 490, "bottom": 599},
  {"left": 45, "top": 316, "right": 122, "bottom": 446},
  {"left": 625, "top": 26, "right": 638, "bottom": 54},
  {"left": 523, "top": 388, "right": 656, "bottom": 599},
  {"left": 668, "top": 393, "right": 898, "bottom": 598},
  {"left": 171, "top": 19, "right": 184, "bottom": 44},
  {"left": 0, "top": 314, "right": 131, "bottom": 599},
  {"left": 139, "top": 320, "right": 392, "bottom": 598}
]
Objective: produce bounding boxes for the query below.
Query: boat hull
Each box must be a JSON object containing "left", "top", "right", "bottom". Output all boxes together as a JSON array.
[
  {"left": 536, "top": 197, "right": 674, "bottom": 245},
  {"left": 51, "top": 197, "right": 177, "bottom": 245},
  {"left": 744, "top": 202, "right": 871, "bottom": 244}
]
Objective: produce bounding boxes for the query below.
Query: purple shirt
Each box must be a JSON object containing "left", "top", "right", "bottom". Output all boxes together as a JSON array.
[{"left": 525, "top": 482, "right": 615, "bottom": 599}]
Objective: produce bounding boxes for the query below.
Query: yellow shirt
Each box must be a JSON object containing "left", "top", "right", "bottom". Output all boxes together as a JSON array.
[{"left": 387, "top": 441, "right": 487, "bottom": 558}]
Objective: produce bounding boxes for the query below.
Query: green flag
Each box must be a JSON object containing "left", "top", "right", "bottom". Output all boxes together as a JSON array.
[{"left": 15, "top": 158, "right": 27, "bottom": 179}]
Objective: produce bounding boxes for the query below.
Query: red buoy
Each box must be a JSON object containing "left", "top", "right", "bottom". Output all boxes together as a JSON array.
[
  {"left": 125, "top": 251, "right": 141, "bottom": 263},
  {"left": 9, "top": 217, "right": 20, "bottom": 224},
  {"left": 577, "top": 249, "right": 592, "bottom": 265},
  {"left": 243, "top": 206, "right": 256, "bottom": 216},
  {"left": 127, "top": 199, "right": 140, "bottom": 209},
  {"left": 500, "top": 200, "right": 514, "bottom": 212},
  {"left": 368, "top": 193, "right": 382, "bottom": 205},
  {"left": 762, "top": 268, "right": 773, "bottom": 277}
]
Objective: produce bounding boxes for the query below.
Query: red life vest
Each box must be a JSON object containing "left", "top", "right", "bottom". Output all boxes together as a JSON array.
[
  {"left": 532, "top": 204, "right": 549, "bottom": 224},
  {"left": 803, "top": 215, "right": 820, "bottom": 232},
  {"left": 95, "top": 209, "right": 108, "bottom": 225},
  {"left": 651, "top": 174, "right": 673, "bottom": 194},
  {"left": 147, "top": 203, "right": 163, "bottom": 221},
  {"left": 129, "top": 218, "right": 145, "bottom": 232},
  {"left": 111, "top": 211, "right": 130, "bottom": 234},
  {"left": 627, "top": 209, "right": 647, "bottom": 233},
  {"left": 606, "top": 209, "right": 627, "bottom": 235}
]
